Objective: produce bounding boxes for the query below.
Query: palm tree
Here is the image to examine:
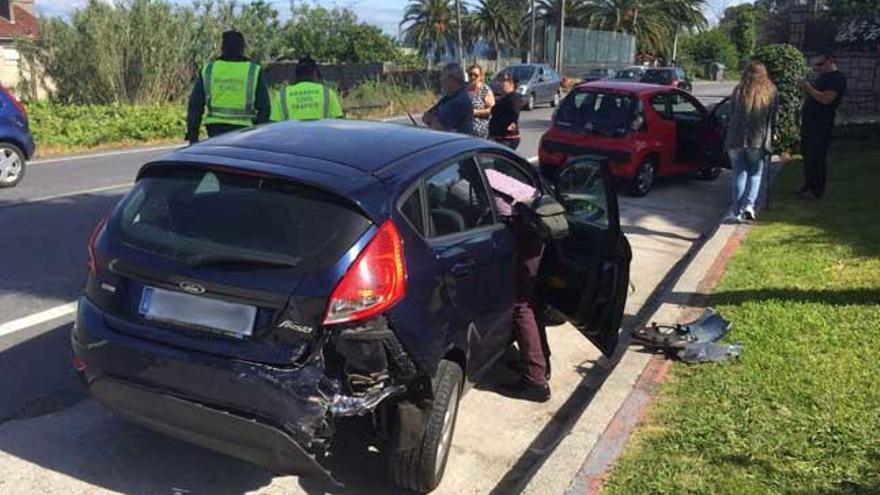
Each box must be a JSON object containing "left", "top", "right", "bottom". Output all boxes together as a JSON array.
[
  {"left": 583, "top": 0, "right": 707, "bottom": 55},
  {"left": 400, "top": 0, "right": 466, "bottom": 66},
  {"left": 536, "top": 0, "right": 589, "bottom": 27},
  {"left": 470, "top": 0, "right": 522, "bottom": 60}
]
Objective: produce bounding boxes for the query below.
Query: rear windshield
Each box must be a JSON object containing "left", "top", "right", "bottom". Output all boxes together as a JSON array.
[
  {"left": 497, "top": 66, "right": 535, "bottom": 83},
  {"left": 555, "top": 91, "right": 639, "bottom": 136},
  {"left": 110, "top": 166, "right": 371, "bottom": 270},
  {"left": 615, "top": 68, "right": 641, "bottom": 79},
  {"left": 641, "top": 69, "right": 674, "bottom": 84}
]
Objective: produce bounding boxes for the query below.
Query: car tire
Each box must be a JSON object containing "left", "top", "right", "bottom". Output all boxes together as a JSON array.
[
  {"left": 551, "top": 91, "right": 560, "bottom": 108},
  {"left": 0, "top": 142, "right": 26, "bottom": 188},
  {"left": 698, "top": 165, "right": 722, "bottom": 181},
  {"left": 525, "top": 93, "right": 535, "bottom": 111},
  {"left": 628, "top": 157, "right": 656, "bottom": 197},
  {"left": 390, "top": 359, "right": 463, "bottom": 493}
]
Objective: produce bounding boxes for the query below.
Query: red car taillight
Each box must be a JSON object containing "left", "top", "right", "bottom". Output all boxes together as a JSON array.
[
  {"left": 323, "top": 220, "right": 406, "bottom": 325},
  {"left": 87, "top": 216, "right": 109, "bottom": 276},
  {"left": 1, "top": 86, "right": 27, "bottom": 120}
]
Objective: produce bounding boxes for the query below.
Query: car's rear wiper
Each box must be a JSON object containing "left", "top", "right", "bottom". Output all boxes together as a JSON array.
[{"left": 185, "top": 252, "right": 300, "bottom": 268}]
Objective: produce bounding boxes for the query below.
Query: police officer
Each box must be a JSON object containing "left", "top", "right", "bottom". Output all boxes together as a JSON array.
[
  {"left": 271, "top": 57, "right": 344, "bottom": 121},
  {"left": 186, "top": 30, "right": 270, "bottom": 145}
]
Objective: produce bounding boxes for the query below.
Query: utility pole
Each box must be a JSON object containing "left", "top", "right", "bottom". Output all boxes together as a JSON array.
[
  {"left": 672, "top": 27, "right": 679, "bottom": 64},
  {"left": 455, "top": 0, "right": 465, "bottom": 70},
  {"left": 528, "top": 0, "right": 536, "bottom": 63},
  {"left": 557, "top": 0, "right": 566, "bottom": 72}
]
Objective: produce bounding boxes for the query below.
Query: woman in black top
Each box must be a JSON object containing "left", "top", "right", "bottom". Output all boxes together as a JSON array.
[{"left": 489, "top": 73, "right": 523, "bottom": 149}]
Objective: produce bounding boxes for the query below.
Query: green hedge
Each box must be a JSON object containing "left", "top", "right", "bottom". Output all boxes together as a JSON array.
[
  {"left": 29, "top": 102, "right": 185, "bottom": 148},
  {"left": 753, "top": 44, "right": 809, "bottom": 153}
]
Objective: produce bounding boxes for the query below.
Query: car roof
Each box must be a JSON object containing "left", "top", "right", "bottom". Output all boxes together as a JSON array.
[
  {"left": 171, "top": 120, "right": 469, "bottom": 174},
  {"left": 574, "top": 81, "right": 668, "bottom": 95}
]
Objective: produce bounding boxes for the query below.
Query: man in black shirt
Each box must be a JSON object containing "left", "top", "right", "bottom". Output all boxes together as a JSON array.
[
  {"left": 489, "top": 72, "right": 523, "bottom": 149},
  {"left": 797, "top": 52, "right": 847, "bottom": 199}
]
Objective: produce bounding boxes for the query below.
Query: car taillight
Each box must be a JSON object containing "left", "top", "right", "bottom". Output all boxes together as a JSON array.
[
  {"left": 323, "top": 220, "right": 406, "bottom": 325},
  {"left": 1, "top": 86, "right": 27, "bottom": 119},
  {"left": 87, "top": 216, "right": 109, "bottom": 276}
]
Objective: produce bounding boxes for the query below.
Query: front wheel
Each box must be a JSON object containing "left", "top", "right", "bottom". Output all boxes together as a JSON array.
[
  {"left": 0, "top": 143, "right": 26, "bottom": 188},
  {"left": 628, "top": 158, "right": 656, "bottom": 197},
  {"left": 390, "top": 359, "right": 463, "bottom": 493}
]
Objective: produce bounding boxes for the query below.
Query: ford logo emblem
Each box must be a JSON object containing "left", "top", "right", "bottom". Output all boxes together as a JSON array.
[{"left": 179, "top": 282, "right": 206, "bottom": 294}]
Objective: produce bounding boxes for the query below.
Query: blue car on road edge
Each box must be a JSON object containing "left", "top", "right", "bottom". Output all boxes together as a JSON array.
[
  {"left": 0, "top": 85, "right": 35, "bottom": 188},
  {"left": 73, "top": 120, "right": 631, "bottom": 492}
]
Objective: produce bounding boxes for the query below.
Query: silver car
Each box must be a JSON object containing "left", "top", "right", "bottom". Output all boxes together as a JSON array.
[{"left": 490, "top": 64, "right": 563, "bottom": 111}]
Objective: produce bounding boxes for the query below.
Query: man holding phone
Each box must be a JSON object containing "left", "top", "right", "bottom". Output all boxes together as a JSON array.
[{"left": 797, "top": 51, "right": 847, "bottom": 199}]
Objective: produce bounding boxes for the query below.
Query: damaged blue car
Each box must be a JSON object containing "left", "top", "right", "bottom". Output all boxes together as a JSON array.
[{"left": 72, "top": 120, "right": 630, "bottom": 493}]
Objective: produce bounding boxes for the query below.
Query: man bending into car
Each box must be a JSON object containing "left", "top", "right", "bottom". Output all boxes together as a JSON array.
[{"left": 484, "top": 168, "right": 552, "bottom": 403}]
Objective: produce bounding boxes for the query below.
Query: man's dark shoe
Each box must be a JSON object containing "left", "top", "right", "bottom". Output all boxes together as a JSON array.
[{"left": 498, "top": 378, "right": 551, "bottom": 403}]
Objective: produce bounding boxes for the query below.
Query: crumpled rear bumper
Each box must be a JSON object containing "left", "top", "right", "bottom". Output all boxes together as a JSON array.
[{"left": 89, "top": 377, "right": 340, "bottom": 486}]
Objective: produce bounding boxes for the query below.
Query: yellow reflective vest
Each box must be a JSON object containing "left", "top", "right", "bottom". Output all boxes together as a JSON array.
[
  {"left": 270, "top": 81, "right": 344, "bottom": 121},
  {"left": 202, "top": 60, "right": 260, "bottom": 126}
]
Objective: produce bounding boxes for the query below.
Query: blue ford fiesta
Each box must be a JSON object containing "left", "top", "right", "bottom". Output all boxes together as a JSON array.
[{"left": 73, "top": 120, "right": 631, "bottom": 492}]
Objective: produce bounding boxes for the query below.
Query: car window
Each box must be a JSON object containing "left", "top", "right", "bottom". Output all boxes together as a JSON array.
[
  {"left": 713, "top": 98, "right": 732, "bottom": 126},
  {"left": 400, "top": 187, "right": 425, "bottom": 236},
  {"left": 649, "top": 94, "right": 670, "bottom": 119},
  {"left": 556, "top": 91, "right": 639, "bottom": 136},
  {"left": 477, "top": 155, "right": 536, "bottom": 187},
  {"left": 676, "top": 68, "right": 686, "bottom": 79},
  {"left": 425, "top": 158, "right": 494, "bottom": 237},
  {"left": 557, "top": 161, "right": 609, "bottom": 229},
  {"left": 670, "top": 93, "right": 702, "bottom": 120},
  {"left": 641, "top": 69, "right": 674, "bottom": 85},
  {"left": 112, "top": 166, "right": 371, "bottom": 270}
]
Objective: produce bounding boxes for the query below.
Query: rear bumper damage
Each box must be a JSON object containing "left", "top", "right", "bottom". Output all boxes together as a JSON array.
[{"left": 73, "top": 297, "right": 422, "bottom": 485}]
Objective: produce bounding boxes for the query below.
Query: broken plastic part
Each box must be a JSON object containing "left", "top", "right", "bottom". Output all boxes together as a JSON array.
[
  {"left": 330, "top": 385, "right": 407, "bottom": 417},
  {"left": 677, "top": 342, "right": 743, "bottom": 363},
  {"left": 632, "top": 308, "right": 731, "bottom": 349}
]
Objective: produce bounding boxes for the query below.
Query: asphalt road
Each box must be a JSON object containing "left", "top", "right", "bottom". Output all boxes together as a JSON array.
[{"left": 0, "top": 81, "right": 736, "bottom": 493}]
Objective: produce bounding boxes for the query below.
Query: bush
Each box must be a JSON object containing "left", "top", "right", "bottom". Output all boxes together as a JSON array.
[
  {"left": 29, "top": 102, "right": 185, "bottom": 148},
  {"left": 753, "top": 44, "right": 810, "bottom": 153},
  {"left": 680, "top": 29, "right": 739, "bottom": 77}
]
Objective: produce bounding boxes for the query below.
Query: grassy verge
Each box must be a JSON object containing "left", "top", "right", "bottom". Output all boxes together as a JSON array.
[
  {"left": 28, "top": 84, "right": 437, "bottom": 158},
  {"left": 605, "top": 145, "right": 880, "bottom": 494}
]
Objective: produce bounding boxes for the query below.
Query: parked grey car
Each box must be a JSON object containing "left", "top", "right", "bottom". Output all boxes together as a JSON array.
[{"left": 490, "top": 64, "right": 562, "bottom": 111}]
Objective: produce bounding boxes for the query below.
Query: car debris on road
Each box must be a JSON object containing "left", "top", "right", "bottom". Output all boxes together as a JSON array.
[{"left": 632, "top": 308, "right": 742, "bottom": 363}]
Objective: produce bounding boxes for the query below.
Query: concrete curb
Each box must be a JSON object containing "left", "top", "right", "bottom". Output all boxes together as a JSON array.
[{"left": 565, "top": 222, "right": 753, "bottom": 495}]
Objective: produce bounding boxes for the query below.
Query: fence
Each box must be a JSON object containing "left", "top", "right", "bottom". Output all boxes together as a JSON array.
[{"left": 544, "top": 27, "right": 636, "bottom": 77}]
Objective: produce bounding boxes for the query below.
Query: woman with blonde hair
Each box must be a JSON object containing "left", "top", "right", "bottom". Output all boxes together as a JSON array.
[{"left": 723, "top": 60, "right": 778, "bottom": 222}]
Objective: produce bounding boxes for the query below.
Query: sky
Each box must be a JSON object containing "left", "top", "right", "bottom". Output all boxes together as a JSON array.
[{"left": 36, "top": 0, "right": 745, "bottom": 36}]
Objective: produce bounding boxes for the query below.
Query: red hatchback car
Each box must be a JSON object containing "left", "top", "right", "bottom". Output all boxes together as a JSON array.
[{"left": 539, "top": 82, "right": 729, "bottom": 196}]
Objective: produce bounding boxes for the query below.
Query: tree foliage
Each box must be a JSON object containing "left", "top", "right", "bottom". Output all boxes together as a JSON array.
[
  {"left": 20, "top": 0, "right": 404, "bottom": 105},
  {"left": 720, "top": 3, "right": 762, "bottom": 66},
  {"left": 680, "top": 29, "right": 738, "bottom": 73},
  {"left": 753, "top": 43, "right": 809, "bottom": 153},
  {"left": 400, "top": 0, "right": 464, "bottom": 65},
  {"left": 469, "top": 0, "right": 522, "bottom": 60}
]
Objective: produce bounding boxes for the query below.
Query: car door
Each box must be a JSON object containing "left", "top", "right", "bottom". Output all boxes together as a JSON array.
[
  {"left": 534, "top": 66, "right": 548, "bottom": 102},
  {"left": 539, "top": 157, "right": 631, "bottom": 357},
  {"left": 473, "top": 151, "right": 541, "bottom": 356},
  {"left": 705, "top": 96, "right": 732, "bottom": 168},
  {"left": 647, "top": 92, "right": 677, "bottom": 174},
  {"left": 423, "top": 156, "right": 516, "bottom": 375},
  {"left": 669, "top": 91, "right": 709, "bottom": 171}
]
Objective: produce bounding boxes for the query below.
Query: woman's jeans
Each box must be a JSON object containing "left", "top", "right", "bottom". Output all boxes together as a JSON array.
[{"left": 728, "top": 148, "right": 765, "bottom": 215}]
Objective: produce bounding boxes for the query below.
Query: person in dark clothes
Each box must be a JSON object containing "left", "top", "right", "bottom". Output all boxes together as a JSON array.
[
  {"left": 489, "top": 72, "right": 523, "bottom": 149},
  {"left": 797, "top": 51, "right": 847, "bottom": 199},
  {"left": 186, "top": 30, "right": 271, "bottom": 145},
  {"left": 422, "top": 63, "right": 474, "bottom": 135}
]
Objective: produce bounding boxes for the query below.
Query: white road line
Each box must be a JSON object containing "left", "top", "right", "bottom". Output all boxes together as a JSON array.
[
  {"left": 0, "top": 182, "right": 133, "bottom": 211},
  {"left": 0, "top": 302, "right": 78, "bottom": 338},
  {"left": 31, "top": 144, "right": 182, "bottom": 165}
]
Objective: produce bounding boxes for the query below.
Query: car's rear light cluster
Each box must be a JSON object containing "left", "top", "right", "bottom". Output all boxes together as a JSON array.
[
  {"left": 323, "top": 220, "right": 406, "bottom": 325},
  {"left": 87, "top": 216, "right": 109, "bottom": 276}
]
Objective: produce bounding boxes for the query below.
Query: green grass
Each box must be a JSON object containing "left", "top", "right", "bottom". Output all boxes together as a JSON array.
[{"left": 604, "top": 145, "right": 880, "bottom": 495}]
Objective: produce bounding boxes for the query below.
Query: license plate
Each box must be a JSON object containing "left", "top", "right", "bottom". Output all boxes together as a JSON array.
[{"left": 139, "top": 286, "right": 256, "bottom": 338}]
